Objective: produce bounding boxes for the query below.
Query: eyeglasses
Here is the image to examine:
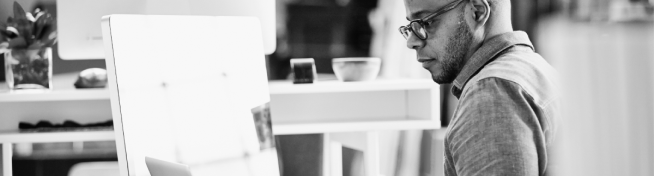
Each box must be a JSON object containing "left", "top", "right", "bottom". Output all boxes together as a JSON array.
[{"left": 399, "top": 0, "right": 465, "bottom": 40}]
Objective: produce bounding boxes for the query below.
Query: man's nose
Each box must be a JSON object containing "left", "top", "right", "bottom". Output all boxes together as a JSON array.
[{"left": 406, "top": 34, "right": 425, "bottom": 50}]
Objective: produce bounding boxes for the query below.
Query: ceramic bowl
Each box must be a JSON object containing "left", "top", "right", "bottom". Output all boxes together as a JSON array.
[{"left": 332, "top": 57, "right": 381, "bottom": 82}]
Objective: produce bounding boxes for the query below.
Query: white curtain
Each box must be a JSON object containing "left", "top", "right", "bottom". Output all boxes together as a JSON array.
[
  {"left": 369, "top": 0, "right": 431, "bottom": 79},
  {"left": 368, "top": 1, "right": 437, "bottom": 176},
  {"left": 537, "top": 14, "right": 654, "bottom": 176}
]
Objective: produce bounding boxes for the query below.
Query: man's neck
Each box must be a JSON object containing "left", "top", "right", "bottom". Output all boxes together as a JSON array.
[
  {"left": 483, "top": 18, "right": 514, "bottom": 41},
  {"left": 462, "top": 23, "right": 513, "bottom": 69}
]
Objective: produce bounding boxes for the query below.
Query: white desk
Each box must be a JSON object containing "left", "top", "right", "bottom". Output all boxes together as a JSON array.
[
  {"left": 0, "top": 75, "right": 441, "bottom": 176},
  {"left": 268, "top": 79, "right": 441, "bottom": 176},
  {"left": 0, "top": 73, "right": 113, "bottom": 176}
]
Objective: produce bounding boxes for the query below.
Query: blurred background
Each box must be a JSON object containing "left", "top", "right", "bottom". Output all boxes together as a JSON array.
[{"left": 2, "top": 0, "right": 654, "bottom": 175}]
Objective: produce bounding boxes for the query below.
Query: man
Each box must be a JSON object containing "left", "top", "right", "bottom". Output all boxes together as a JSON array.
[{"left": 400, "top": 0, "right": 559, "bottom": 175}]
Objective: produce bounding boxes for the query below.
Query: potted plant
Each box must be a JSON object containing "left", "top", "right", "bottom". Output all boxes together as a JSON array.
[{"left": 0, "top": 2, "right": 56, "bottom": 90}]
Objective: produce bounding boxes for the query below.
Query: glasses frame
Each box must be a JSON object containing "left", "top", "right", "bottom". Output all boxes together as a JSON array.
[{"left": 399, "top": 0, "right": 465, "bottom": 40}]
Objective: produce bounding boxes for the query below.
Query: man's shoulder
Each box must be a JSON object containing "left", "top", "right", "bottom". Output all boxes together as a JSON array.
[{"left": 463, "top": 48, "right": 559, "bottom": 107}]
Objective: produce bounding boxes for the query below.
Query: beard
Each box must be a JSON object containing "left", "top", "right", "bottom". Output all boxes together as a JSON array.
[{"left": 431, "top": 13, "right": 472, "bottom": 84}]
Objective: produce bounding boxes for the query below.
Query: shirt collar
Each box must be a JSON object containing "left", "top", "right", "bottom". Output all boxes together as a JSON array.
[{"left": 451, "top": 31, "right": 535, "bottom": 98}]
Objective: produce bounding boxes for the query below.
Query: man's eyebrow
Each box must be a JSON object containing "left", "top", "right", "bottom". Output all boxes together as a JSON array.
[{"left": 407, "top": 10, "right": 432, "bottom": 21}]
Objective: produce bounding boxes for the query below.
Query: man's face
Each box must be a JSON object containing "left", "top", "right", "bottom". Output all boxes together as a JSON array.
[{"left": 404, "top": 0, "right": 473, "bottom": 84}]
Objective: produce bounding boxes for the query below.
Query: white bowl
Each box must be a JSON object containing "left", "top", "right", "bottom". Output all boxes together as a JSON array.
[{"left": 332, "top": 57, "right": 381, "bottom": 82}]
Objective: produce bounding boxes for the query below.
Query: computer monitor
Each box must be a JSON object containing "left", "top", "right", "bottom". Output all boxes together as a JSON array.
[
  {"left": 57, "top": 0, "right": 276, "bottom": 60},
  {"left": 102, "top": 15, "right": 279, "bottom": 176}
]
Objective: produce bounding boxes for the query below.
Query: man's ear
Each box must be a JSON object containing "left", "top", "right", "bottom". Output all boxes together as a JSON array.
[{"left": 469, "top": 0, "right": 490, "bottom": 27}]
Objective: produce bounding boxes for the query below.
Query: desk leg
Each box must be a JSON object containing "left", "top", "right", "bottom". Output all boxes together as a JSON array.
[
  {"left": 330, "top": 141, "right": 343, "bottom": 176},
  {"left": 365, "top": 131, "right": 379, "bottom": 176},
  {"left": 329, "top": 132, "right": 380, "bottom": 176},
  {"left": 3, "top": 143, "right": 12, "bottom": 176},
  {"left": 323, "top": 133, "right": 330, "bottom": 176}
]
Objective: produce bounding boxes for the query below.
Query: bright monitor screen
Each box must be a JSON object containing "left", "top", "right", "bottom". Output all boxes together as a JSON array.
[
  {"left": 102, "top": 15, "right": 278, "bottom": 176},
  {"left": 57, "top": 0, "right": 276, "bottom": 60}
]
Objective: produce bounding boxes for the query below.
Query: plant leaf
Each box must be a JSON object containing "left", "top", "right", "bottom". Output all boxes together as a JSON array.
[
  {"left": 34, "top": 12, "right": 45, "bottom": 21},
  {"left": 33, "top": 19, "right": 43, "bottom": 37},
  {"left": 43, "top": 31, "right": 57, "bottom": 46},
  {"left": 0, "top": 42, "right": 9, "bottom": 54},
  {"left": 13, "top": 2, "right": 27, "bottom": 22},
  {"left": 15, "top": 23, "right": 32, "bottom": 44},
  {"left": 8, "top": 37, "right": 27, "bottom": 48},
  {"left": 34, "top": 25, "right": 44, "bottom": 40},
  {"left": 12, "top": 2, "right": 31, "bottom": 46},
  {"left": 33, "top": 13, "right": 53, "bottom": 39},
  {"left": 28, "top": 41, "right": 44, "bottom": 49},
  {"left": 25, "top": 12, "right": 35, "bottom": 22},
  {"left": 5, "top": 26, "right": 19, "bottom": 38}
]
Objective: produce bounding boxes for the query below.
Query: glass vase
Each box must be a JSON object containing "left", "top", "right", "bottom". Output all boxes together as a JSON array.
[{"left": 4, "top": 47, "right": 52, "bottom": 90}]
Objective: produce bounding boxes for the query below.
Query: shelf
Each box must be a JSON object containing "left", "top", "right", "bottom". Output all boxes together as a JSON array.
[
  {"left": 0, "top": 130, "right": 115, "bottom": 143},
  {"left": 0, "top": 89, "right": 109, "bottom": 102},
  {"left": 13, "top": 150, "right": 118, "bottom": 160},
  {"left": 0, "top": 79, "right": 436, "bottom": 101},
  {"left": 269, "top": 78, "right": 441, "bottom": 134},
  {"left": 268, "top": 79, "right": 438, "bottom": 94},
  {"left": 0, "top": 72, "right": 110, "bottom": 102},
  {"left": 272, "top": 119, "right": 441, "bottom": 135}
]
